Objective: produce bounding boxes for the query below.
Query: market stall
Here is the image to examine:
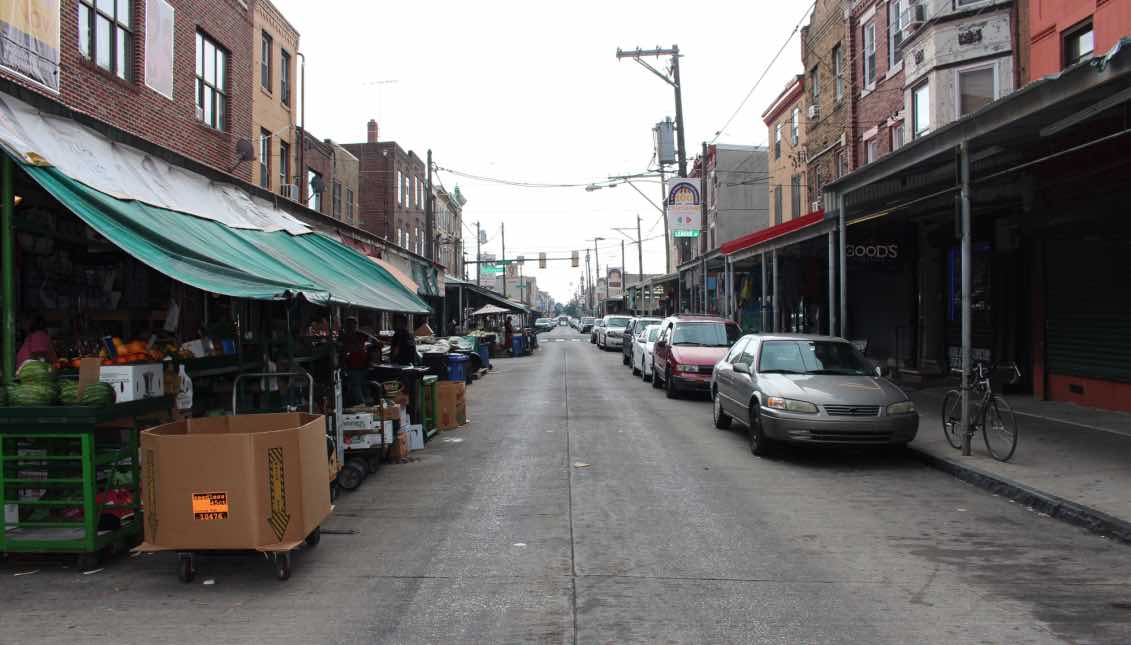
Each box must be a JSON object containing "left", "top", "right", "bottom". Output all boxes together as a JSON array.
[{"left": 0, "top": 92, "right": 433, "bottom": 569}]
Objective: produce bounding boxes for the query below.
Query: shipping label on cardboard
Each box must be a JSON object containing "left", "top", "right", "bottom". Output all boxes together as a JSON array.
[
  {"left": 144, "top": 450, "right": 158, "bottom": 536},
  {"left": 267, "top": 447, "right": 290, "bottom": 541},
  {"left": 192, "top": 492, "right": 229, "bottom": 521}
]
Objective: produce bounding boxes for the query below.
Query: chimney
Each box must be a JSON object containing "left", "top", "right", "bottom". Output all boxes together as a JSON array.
[{"left": 367, "top": 119, "right": 379, "bottom": 144}]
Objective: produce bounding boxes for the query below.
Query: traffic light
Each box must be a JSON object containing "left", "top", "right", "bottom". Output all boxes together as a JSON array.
[
  {"left": 571, "top": 250, "right": 579, "bottom": 268},
  {"left": 538, "top": 252, "right": 547, "bottom": 269}
]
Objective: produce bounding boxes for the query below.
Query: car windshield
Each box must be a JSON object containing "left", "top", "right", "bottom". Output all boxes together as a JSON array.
[
  {"left": 581, "top": 317, "right": 594, "bottom": 324},
  {"left": 671, "top": 322, "right": 740, "bottom": 347},
  {"left": 757, "top": 340, "right": 873, "bottom": 375},
  {"left": 606, "top": 316, "right": 631, "bottom": 328}
]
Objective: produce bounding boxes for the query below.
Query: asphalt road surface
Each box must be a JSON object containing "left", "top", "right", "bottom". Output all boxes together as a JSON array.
[{"left": 2, "top": 324, "right": 1129, "bottom": 644}]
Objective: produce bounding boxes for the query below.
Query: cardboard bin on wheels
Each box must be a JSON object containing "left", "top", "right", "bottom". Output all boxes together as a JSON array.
[{"left": 135, "top": 412, "right": 333, "bottom": 582}]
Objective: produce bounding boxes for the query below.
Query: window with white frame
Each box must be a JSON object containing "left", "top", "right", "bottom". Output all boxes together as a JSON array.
[
  {"left": 195, "top": 31, "right": 227, "bottom": 130},
  {"left": 863, "top": 21, "right": 877, "bottom": 87},
  {"left": 835, "top": 150, "right": 846, "bottom": 178},
  {"left": 307, "top": 168, "right": 322, "bottom": 211},
  {"left": 790, "top": 174, "right": 801, "bottom": 218},
  {"left": 810, "top": 65, "right": 820, "bottom": 103},
  {"left": 278, "top": 141, "right": 290, "bottom": 193},
  {"left": 260, "top": 31, "right": 271, "bottom": 90},
  {"left": 259, "top": 129, "right": 270, "bottom": 188},
  {"left": 865, "top": 137, "right": 878, "bottom": 164},
  {"left": 833, "top": 44, "right": 844, "bottom": 102},
  {"left": 890, "top": 122, "right": 904, "bottom": 151},
  {"left": 78, "top": 0, "right": 132, "bottom": 80},
  {"left": 397, "top": 171, "right": 403, "bottom": 206},
  {"left": 280, "top": 50, "right": 291, "bottom": 106},
  {"left": 889, "top": 1, "right": 905, "bottom": 68},
  {"left": 790, "top": 107, "right": 799, "bottom": 145},
  {"left": 958, "top": 65, "right": 996, "bottom": 116},
  {"left": 1063, "top": 20, "right": 1094, "bottom": 68},
  {"left": 774, "top": 123, "right": 782, "bottom": 158},
  {"left": 347, "top": 188, "right": 354, "bottom": 223},
  {"left": 773, "top": 185, "right": 782, "bottom": 225},
  {"left": 912, "top": 81, "right": 930, "bottom": 138}
]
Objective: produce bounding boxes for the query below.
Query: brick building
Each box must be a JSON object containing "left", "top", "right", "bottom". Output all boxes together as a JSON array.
[
  {"left": 1027, "top": 0, "right": 1131, "bottom": 81},
  {"left": 328, "top": 142, "right": 359, "bottom": 228},
  {"left": 850, "top": 0, "right": 908, "bottom": 168},
  {"left": 801, "top": 0, "right": 853, "bottom": 200},
  {"left": 343, "top": 120, "right": 428, "bottom": 254},
  {"left": 762, "top": 75, "right": 808, "bottom": 226},
  {"left": 301, "top": 130, "right": 332, "bottom": 215},
  {"left": 251, "top": 0, "right": 299, "bottom": 196},
  {"left": 0, "top": 0, "right": 255, "bottom": 183},
  {"left": 433, "top": 185, "right": 466, "bottom": 275}
]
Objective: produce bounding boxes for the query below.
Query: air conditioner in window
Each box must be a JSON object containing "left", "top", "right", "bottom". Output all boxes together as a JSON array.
[
  {"left": 282, "top": 184, "right": 300, "bottom": 200},
  {"left": 902, "top": 3, "right": 925, "bottom": 34},
  {"left": 811, "top": 200, "right": 822, "bottom": 212},
  {"left": 807, "top": 104, "right": 819, "bottom": 119}
]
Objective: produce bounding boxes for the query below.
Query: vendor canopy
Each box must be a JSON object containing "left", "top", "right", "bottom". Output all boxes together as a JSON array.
[
  {"left": 470, "top": 304, "right": 511, "bottom": 316},
  {"left": 19, "top": 162, "right": 430, "bottom": 314}
]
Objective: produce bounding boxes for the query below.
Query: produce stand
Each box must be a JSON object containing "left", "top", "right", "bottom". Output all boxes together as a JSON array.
[{"left": 0, "top": 396, "right": 172, "bottom": 568}]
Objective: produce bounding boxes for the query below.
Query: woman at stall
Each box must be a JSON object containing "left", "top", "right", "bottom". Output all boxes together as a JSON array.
[
  {"left": 340, "top": 316, "right": 373, "bottom": 406},
  {"left": 16, "top": 315, "right": 56, "bottom": 367}
]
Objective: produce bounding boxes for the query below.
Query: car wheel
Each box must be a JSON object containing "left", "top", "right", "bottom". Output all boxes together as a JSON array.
[
  {"left": 651, "top": 364, "right": 662, "bottom": 388},
  {"left": 712, "top": 390, "right": 732, "bottom": 429},
  {"left": 747, "top": 406, "right": 772, "bottom": 457},
  {"left": 665, "top": 369, "right": 678, "bottom": 399},
  {"left": 623, "top": 352, "right": 630, "bottom": 366}
]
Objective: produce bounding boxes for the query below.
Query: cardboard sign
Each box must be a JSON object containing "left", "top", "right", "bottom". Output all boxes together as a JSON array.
[{"left": 76, "top": 357, "right": 101, "bottom": 399}]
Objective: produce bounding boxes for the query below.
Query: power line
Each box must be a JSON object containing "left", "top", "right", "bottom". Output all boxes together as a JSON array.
[{"left": 710, "top": 1, "right": 815, "bottom": 143}]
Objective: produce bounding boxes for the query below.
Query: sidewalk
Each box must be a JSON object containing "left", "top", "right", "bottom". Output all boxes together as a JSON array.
[{"left": 908, "top": 387, "right": 1131, "bottom": 543}]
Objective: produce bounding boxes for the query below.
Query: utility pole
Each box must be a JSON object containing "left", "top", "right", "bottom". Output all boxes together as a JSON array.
[
  {"left": 615, "top": 45, "right": 687, "bottom": 178},
  {"left": 659, "top": 165, "right": 671, "bottom": 273},
  {"left": 475, "top": 221, "right": 481, "bottom": 286},
  {"left": 636, "top": 215, "right": 644, "bottom": 285},
  {"left": 425, "top": 149, "right": 434, "bottom": 260},
  {"left": 501, "top": 222, "right": 507, "bottom": 299},
  {"left": 620, "top": 239, "right": 626, "bottom": 311},
  {"left": 585, "top": 250, "right": 592, "bottom": 314}
]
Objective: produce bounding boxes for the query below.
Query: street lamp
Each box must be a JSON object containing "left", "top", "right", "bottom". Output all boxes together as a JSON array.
[{"left": 588, "top": 237, "right": 605, "bottom": 315}]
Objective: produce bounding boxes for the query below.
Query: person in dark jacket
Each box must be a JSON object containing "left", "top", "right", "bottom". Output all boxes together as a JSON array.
[{"left": 390, "top": 315, "right": 417, "bottom": 366}]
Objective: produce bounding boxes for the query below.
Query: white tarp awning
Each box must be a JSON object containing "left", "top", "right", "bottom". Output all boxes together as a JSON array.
[
  {"left": 0, "top": 92, "right": 310, "bottom": 234},
  {"left": 470, "top": 304, "right": 510, "bottom": 316}
]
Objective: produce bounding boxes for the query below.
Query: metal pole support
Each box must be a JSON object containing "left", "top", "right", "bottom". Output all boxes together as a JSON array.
[{"left": 959, "top": 142, "right": 973, "bottom": 457}]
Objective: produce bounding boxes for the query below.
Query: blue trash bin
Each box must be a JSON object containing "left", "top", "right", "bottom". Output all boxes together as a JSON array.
[
  {"left": 446, "top": 353, "right": 469, "bottom": 382},
  {"left": 511, "top": 335, "right": 525, "bottom": 356},
  {"left": 477, "top": 341, "right": 491, "bottom": 369}
]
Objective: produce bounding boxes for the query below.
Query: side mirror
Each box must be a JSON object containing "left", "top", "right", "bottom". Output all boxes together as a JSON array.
[
  {"left": 733, "top": 363, "right": 751, "bottom": 375},
  {"left": 874, "top": 365, "right": 884, "bottom": 378}
]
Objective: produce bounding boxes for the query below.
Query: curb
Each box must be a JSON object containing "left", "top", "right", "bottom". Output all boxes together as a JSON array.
[{"left": 909, "top": 446, "right": 1131, "bottom": 545}]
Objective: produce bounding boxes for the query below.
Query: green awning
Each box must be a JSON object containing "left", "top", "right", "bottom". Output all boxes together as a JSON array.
[{"left": 21, "top": 164, "right": 430, "bottom": 314}]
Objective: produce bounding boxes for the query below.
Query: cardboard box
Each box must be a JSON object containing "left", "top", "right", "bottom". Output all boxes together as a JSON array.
[
  {"left": 100, "top": 363, "right": 165, "bottom": 402},
  {"left": 341, "top": 412, "right": 379, "bottom": 431},
  {"left": 138, "top": 412, "right": 331, "bottom": 552},
  {"left": 387, "top": 431, "right": 409, "bottom": 461},
  {"left": 342, "top": 432, "right": 383, "bottom": 450},
  {"left": 436, "top": 381, "right": 466, "bottom": 430},
  {"left": 377, "top": 403, "right": 401, "bottom": 421}
]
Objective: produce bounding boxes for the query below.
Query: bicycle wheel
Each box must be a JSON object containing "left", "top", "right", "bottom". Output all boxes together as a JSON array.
[
  {"left": 982, "top": 395, "right": 1018, "bottom": 461},
  {"left": 941, "top": 389, "right": 964, "bottom": 450}
]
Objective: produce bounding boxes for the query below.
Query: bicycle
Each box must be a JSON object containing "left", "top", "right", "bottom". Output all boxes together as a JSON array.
[{"left": 941, "top": 362, "right": 1021, "bottom": 462}]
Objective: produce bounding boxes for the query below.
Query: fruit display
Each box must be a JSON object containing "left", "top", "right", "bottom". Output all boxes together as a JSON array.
[
  {"left": 59, "top": 381, "right": 115, "bottom": 407},
  {"left": 9, "top": 382, "right": 59, "bottom": 406},
  {"left": 17, "top": 359, "right": 56, "bottom": 385},
  {"left": 55, "top": 337, "right": 191, "bottom": 370},
  {"left": 11, "top": 358, "right": 115, "bottom": 407}
]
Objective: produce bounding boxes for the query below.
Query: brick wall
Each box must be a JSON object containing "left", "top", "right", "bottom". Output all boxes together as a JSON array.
[
  {"left": 852, "top": 0, "right": 907, "bottom": 169},
  {"left": 1028, "top": 0, "right": 1131, "bottom": 81},
  {"left": 343, "top": 137, "right": 426, "bottom": 253},
  {"left": 0, "top": 0, "right": 255, "bottom": 183},
  {"left": 763, "top": 76, "right": 807, "bottom": 226},
  {"left": 802, "top": 0, "right": 851, "bottom": 200}
]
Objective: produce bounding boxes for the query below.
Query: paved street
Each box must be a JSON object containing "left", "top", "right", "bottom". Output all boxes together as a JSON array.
[{"left": 2, "top": 325, "right": 1130, "bottom": 644}]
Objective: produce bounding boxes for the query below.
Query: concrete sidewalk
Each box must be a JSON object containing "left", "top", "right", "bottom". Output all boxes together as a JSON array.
[{"left": 908, "top": 388, "right": 1131, "bottom": 542}]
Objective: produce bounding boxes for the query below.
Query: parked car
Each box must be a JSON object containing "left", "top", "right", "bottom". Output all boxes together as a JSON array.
[
  {"left": 590, "top": 319, "right": 605, "bottom": 343},
  {"left": 622, "top": 317, "right": 662, "bottom": 365},
  {"left": 558, "top": 316, "right": 569, "bottom": 326},
  {"left": 632, "top": 324, "right": 662, "bottom": 380},
  {"left": 710, "top": 334, "right": 919, "bottom": 456},
  {"left": 597, "top": 315, "right": 632, "bottom": 350},
  {"left": 534, "top": 318, "right": 555, "bottom": 333},
  {"left": 651, "top": 315, "right": 742, "bottom": 399},
  {"left": 579, "top": 317, "right": 595, "bottom": 333}
]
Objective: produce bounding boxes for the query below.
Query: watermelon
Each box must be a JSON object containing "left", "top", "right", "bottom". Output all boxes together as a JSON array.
[
  {"left": 8, "top": 382, "right": 58, "bottom": 406},
  {"left": 78, "top": 382, "right": 116, "bottom": 407},
  {"left": 59, "top": 380, "right": 79, "bottom": 405},
  {"left": 17, "top": 360, "right": 56, "bottom": 385}
]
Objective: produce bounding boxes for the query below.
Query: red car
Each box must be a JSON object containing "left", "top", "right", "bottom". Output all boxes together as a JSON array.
[{"left": 651, "top": 315, "right": 742, "bottom": 399}]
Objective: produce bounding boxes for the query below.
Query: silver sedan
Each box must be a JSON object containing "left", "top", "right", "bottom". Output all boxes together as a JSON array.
[{"left": 710, "top": 334, "right": 919, "bottom": 456}]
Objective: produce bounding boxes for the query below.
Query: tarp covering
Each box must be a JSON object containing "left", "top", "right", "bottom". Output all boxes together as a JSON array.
[
  {"left": 369, "top": 256, "right": 419, "bottom": 294},
  {"left": 0, "top": 92, "right": 309, "bottom": 233},
  {"left": 22, "top": 164, "right": 430, "bottom": 313},
  {"left": 470, "top": 304, "right": 510, "bottom": 316}
]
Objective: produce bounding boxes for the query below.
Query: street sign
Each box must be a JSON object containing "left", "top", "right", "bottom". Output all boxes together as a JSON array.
[
  {"left": 672, "top": 229, "right": 700, "bottom": 237},
  {"left": 481, "top": 264, "right": 503, "bottom": 274},
  {"left": 665, "top": 178, "right": 702, "bottom": 236},
  {"left": 571, "top": 250, "right": 579, "bottom": 267},
  {"left": 538, "top": 252, "right": 546, "bottom": 269}
]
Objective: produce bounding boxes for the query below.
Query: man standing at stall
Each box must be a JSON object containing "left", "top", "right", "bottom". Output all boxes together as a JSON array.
[
  {"left": 390, "top": 315, "right": 417, "bottom": 366},
  {"left": 340, "top": 316, "right": 372, "bottom": 406}
]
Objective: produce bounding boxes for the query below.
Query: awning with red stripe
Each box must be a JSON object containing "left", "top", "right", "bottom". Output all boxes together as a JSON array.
[{"left": 720, "top": 210, "right": 825, "bottom": 256}]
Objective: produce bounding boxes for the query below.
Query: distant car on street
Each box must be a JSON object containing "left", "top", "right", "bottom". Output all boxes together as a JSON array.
[
  {"left": 710, "top": 334, "right": 919, "bottom": 456},
  {"left": 579, "top": 317, "right": 595, "bottom": 333},
  {"left": 632, "top": 324, "right": 662, "bottom": 381},
  {"left": 533, "top": 318, "right": 556, "bottom": 334},
  {"left": 622, "top": 317, "right": 661, "bottom": 365},
  {"left": 651, "top": 315, "right": 741, "bottom": 399},
  {"left": 558, "top": 316, "right": 569, "bottom": 326},
  {"left": 597, "top": 315, "right": 632, "bottom": 350},
  {"left": 590, "top": 319, "right": 605, "bottom": 344}
]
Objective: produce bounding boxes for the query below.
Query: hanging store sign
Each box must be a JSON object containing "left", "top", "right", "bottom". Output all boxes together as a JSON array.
[
  {"left": 0, "top": 0, "right": 60, "bottom": 92},
  {"left": 665, "top": 178, "right": 701, "bottom": 238}
]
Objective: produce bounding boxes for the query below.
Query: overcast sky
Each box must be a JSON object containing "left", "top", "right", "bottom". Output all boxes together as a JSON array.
[{"left": 273, "top": 0, "right": 810, "bottom": 304}]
